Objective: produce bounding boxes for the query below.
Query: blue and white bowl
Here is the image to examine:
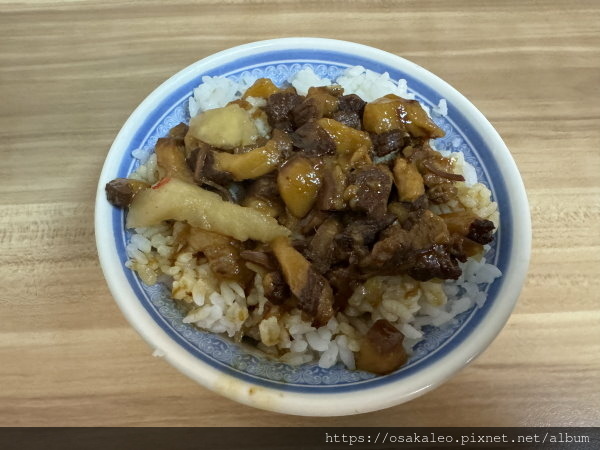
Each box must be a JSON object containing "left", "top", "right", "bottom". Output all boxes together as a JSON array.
[{"left": 95, "top": 38, "right": 531, "bottom": 416}]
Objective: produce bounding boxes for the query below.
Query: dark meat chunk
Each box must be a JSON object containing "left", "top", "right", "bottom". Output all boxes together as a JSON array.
[
  {"left": 347, "top": 165, "right": 393, "bottom": 219},
  {"left": 242, "top": 174, "right": 284, "bottom": 217},
  {"left": 335, "top": 214, "right": 396, "bottom": 265},
  {"left": 242, "top": 172, "right": 285, "bottom": 217},
  {"left": 439, "top": 211, "right": 495, "bottom": 245},
  {"left": 292, "top": 87, "right": 339, "bottom": 126},
  {"left": 326, "top": 265, "right": 360, "bottom": 311},
  {"left": 240, "top": 250, "right": 275, "bottom": 270},
  {"left": 408, "top": 193, "right": 430, "bottom": 211},
  {"left": 448, "top": 234, "right": 483, "bottom": 262},
  {"left": 245, "top": 174, "right": 279, "bottom": 201},
  {"left": 402, "top": 210, "right": 449, "bottom": 246},
  {"left": 342, "top": 214, "right": 396, "bottom": 246},
  {"left": 265, "top": 92, "right": 303, "bottom": 132},
  {"left": 371, "top": 130, "right": 409, "bottom": 157},
  {"left": 317, "top": 161, "right": 347, "bottom": 211},
  {"left": 294, "top": 208, "right": 330, "bottom": 235},
  {"left": 262, "top": 271, "right": 290, "bottom": 305},
  {"left": 305, "top": 218, "right": 342, "bottom": 274},
  {"left": 271, "top": 128, "right": 294, "bottom": 160},
  {"left": 105, "top": 178, "right": 149, "bottom": 208},
  {"left": 298, "top": 269, "right": 335, "bottom": 326},
  {"left": 389, "top": 195, "right": 430, "bottom": 225},
  {"left": 425, "top": 181, "right": 458, "bottom": 204},
  {"left": 291, "top": 97, "right": 320, "bottom": 128},
  {"left": 404, "top": 143, "right": 461, "bottom": 204},
  {"left": 291, "top": 122, "right": 336, "bottom": 157},
  {"left": 333, "top": 233, "right": 368, "bottom": 266},
  {"left": 331, "top": 110, "right": 361, "bottom": 129},
  {"left": 408, "top": 244, "right": 461, "bottom": 281},
  {"left": 422, "top": 208, "right": 449, "bottom": 235},
  {"left": 467, "top": 218, "right": 495, "bottom": 245},
  {"left": 403, "top": 143, "right": 430, "bottom": 165},
  {"left": 271, "top": 236, "right": 334, "bottom": 326},
  {"left": 356, "top": 319, "right": 407, "bottom": 375},
  {"left": 187, "top": 145, "right": 234, "bottom": 201},
  {"left": 363, "top": 223, "right": 411, "bottom": 269},
  {"left": 338, "top": 94, "right": 366, "bottom": 116},
  {"left": 188, "top": 145, "right": 233, "bottom": 187},
  {"left": 400, "top": 208, "right": 423, "bottom": 231},
  {"left": 404, "top": 142, "right": 461, "bottom": 177},
  {"left": 448, "top": 234, "right": 468, "bottom": 263},
  {"left": 364, "top": 210, "right": 458, "bottom": 281}
]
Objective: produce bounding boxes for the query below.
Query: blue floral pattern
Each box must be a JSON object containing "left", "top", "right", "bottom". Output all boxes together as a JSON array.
[{"left": 122, "top": 62, "right": 500, "bottom": 387}]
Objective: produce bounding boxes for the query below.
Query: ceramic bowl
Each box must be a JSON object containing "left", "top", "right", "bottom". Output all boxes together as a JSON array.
[{"left": 95, "top": 38, "right": 530, "bottom": 416}]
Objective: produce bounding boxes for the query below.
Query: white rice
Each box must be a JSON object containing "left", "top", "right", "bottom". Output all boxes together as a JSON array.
[
  {"left": 334, "top": 66, "right": 414, "bottom": 102},
  {"left": 126, "top": 66, "right": 501, "bottom": 371},
  {"left": 432, "top": 98, "right": 448, "bottom": 117},
  {"left": 189, "top": 75, "right": 253, "bottom": 117},
  {"left": 289, "top": 67, "right": 332, "bottom": 96}
]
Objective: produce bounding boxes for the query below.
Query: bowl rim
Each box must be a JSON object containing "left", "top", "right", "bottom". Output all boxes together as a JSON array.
[{"left": 95, "top": 37, "right": 531, "bottom": 416}]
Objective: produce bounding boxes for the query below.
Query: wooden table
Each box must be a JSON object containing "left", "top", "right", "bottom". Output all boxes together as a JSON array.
[{"left": 1, "top": 0, "right": 599, "bottom": 427}]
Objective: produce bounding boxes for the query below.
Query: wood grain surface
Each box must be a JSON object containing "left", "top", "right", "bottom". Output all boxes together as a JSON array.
[{"left": 1, "top": 0, "right": 599, "bottom": 427}]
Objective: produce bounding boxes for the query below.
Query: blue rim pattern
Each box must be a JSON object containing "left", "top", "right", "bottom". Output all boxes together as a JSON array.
[{"left": 110, "top": 49, "right": 511, "bottom": 393}]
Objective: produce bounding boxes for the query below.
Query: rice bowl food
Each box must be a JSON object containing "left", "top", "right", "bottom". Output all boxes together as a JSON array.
[{"left": 106, "top": 66, "right": 502, "bottom": 375}]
